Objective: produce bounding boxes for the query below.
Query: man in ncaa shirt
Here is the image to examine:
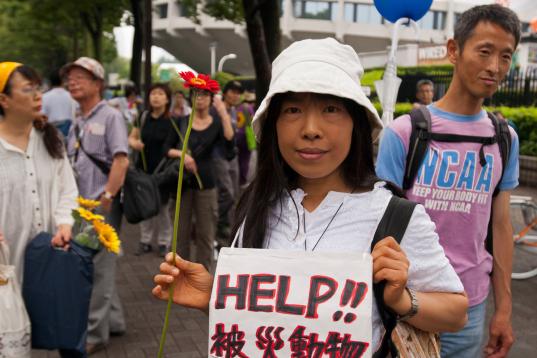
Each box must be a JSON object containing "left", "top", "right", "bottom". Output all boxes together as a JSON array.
[{"left": 376, "top": 5, "right": 519, "bottom": 358}]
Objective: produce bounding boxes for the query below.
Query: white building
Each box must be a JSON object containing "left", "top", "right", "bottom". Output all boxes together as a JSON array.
[{"left": 152, "top": 0, "right": 536, "bottom": 74}]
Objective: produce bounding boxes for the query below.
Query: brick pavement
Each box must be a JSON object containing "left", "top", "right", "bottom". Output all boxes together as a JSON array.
[{"left": 32, "top": 186, "right": 537, "bottom": 357}]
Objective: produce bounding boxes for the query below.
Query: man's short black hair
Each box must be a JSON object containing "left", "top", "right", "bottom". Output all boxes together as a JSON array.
[
  {"left": 454, "top": 4, "right": 521, "bottom": 52},
  {"left": 125, "top": 85, "right": 138, "bottom": 98},
  {"left": 223, "top": 80, "right": 244, "bottom": 94}
]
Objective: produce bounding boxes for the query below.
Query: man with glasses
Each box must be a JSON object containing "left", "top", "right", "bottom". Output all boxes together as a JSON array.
[{"left": 63, "top": 57, "right": 129, "bottom": 355}]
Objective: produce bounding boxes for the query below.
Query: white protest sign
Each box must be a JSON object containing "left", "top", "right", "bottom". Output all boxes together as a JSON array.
[{"left": 208, "top": 248, "right": 373, "bottom": 357}]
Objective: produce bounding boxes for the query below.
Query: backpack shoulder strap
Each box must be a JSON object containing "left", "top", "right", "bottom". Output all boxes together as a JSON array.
[
  {"left": 403, "top": 107, "right": 431, "bottom": 190},
  {"left": 484, "top": 112, "right": 512, "bottom": 257},
  {"left": 371, "top": 196, "right": 418, "bottom": 358},
  {"left": 177, "top": 115, "right": 188, "bottom": 135},
  {"left": 487, "top": 112, "right": 511, "bottom": 197},
  {"left": 140, "top": 110, "right": 149, "bottom": 128}
]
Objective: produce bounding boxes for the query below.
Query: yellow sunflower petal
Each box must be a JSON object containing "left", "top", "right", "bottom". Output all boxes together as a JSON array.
[
  {"left": 77, "top": 197, "right": 101, "bottom": 210},
  {"left": 92, "top": 220, "right": 121, "bottom": 254}
]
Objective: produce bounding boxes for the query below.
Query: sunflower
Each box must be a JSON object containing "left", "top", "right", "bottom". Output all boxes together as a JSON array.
[
  {"left": 76, "top": 207, "right": 105, "bottom": 222},
  {"left": 179, "top": 71, "right": 220, "bottom": 93},
  {"left": 93, "top": 220, "right": 120, "bottom": 254},
  {"left": 77, "top": 196, "right": 101, "bottom": 210}
]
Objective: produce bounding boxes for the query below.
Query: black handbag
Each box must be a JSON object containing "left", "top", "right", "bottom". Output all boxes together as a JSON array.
[
  {"left": 153, "top": 157, "right": 194, "bottom": 197},
  {"left": 74, "top": 125, "right": 161, "bottom": 224},
  {"left": 122, "top": 167, "right": 162, "bottom": 223}
]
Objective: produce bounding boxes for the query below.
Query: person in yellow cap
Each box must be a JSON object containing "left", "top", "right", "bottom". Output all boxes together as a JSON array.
[{"left": 0, "top": 62, "right": 78, "bottom": 356}]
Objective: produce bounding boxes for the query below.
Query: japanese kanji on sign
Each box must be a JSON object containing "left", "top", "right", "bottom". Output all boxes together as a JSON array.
[{"left": 208, "top": 248, "right": 373, "bottom": 358}]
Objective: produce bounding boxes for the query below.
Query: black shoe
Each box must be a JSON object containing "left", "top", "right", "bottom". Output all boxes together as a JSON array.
[
  {"left": 158, "top": 245, "right": 168, "bottom": 258},
  {"left": 135, "top": 243, "right": 152, "bottom": 256}
]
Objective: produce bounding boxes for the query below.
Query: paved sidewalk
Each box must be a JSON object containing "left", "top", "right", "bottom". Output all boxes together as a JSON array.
[{"left": 32, "top": 186, "right": 537, "bottom": 357}]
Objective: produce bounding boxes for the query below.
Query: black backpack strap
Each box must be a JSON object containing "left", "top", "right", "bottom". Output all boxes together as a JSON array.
[
  {"left": 371, "top": 196, "right": 418, "bottom": 358},
  {"left": 403, "top": 107, "right": 431, "bottom": 190},
  {"left": 487, "top": 112, "right": 511, "bottom": 197},
  {"left": 137, "top": 110, "right": 149, "bottom": 140},
  {"left": 427, "top": 132, "right": 497, "bottom": 167},
  {"left": 484, "top": 112, "right": 512, "bottom": 257}
]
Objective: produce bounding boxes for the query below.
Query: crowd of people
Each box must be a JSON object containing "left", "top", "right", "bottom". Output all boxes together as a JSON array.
[
  {"left": 0, "top": 3, "right": 523, "bottom": 358},
  {"left": 0, "top": 53, "right": 257, "bottom": 356}
]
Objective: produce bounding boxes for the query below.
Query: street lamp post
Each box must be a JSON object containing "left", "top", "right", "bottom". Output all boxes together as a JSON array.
[
  {"left": 209, "top": 42, "right": 217, "bottom": 77},
  {"left": 217, "top": 53, "right": 237, "bottom": 73}
]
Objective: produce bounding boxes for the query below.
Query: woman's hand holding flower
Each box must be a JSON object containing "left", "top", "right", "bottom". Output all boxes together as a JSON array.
[
  {"left": 153, "top": 253, "right": 213, "bottom": 312},
  {"left": 184, "top": 154, "right": 198, "bottom": 174},
  {"left": 132, "top": 139, "right": 145, "bottom": 151}
]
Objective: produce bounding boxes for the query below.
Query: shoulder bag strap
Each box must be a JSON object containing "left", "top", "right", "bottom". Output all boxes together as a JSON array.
[
  {"left": 371, "top": 196, "right": 417, "bottom": 358},
  {"left": 74, "top": 123, "right": 111, "bottom": 176}
]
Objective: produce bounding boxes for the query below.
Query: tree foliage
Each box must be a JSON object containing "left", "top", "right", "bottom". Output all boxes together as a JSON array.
[
  {"left": 0, "top": 0, "right": 126, "bottom": 77},
  {"left": 178, "top": 0, "right": 281, "bottom": 104},
  {"left": 181, "top": 0, "right": 244, "bottom": 24}
]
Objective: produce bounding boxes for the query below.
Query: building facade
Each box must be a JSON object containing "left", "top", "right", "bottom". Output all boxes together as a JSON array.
[{"left": 152, "top": 0, "right": 535, "bottom": 74}]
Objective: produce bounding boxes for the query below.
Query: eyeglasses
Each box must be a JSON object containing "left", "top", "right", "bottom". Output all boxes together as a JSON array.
[
  {"left": 195, "top": 91, "right": 211, "bottom": 98},
  {"left": 67, "top": 75, "right": 94, "bottom": 83},
  {"left": 17, "top": 85, "right": 42, "bottom": 97}
]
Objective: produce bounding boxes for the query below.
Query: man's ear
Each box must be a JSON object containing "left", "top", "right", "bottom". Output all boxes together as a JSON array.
[{"left": 446, "top": 39, "right": 459, "bottom": 65}]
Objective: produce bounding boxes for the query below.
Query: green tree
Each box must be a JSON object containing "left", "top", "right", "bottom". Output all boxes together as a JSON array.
[
  {"left": 0, "top": 0, "right": 126, "bottom": 77},
  {"left": 0, "top": 0, "right": 74, "bottom": 75},
  {"left": 180, "top": 0, "right": 281, "bottom": 104},
  {"left": 54, "top": 0, "right": 126, "bottom": 62}
]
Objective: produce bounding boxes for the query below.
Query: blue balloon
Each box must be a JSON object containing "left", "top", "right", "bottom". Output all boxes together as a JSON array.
[{"left": 373, "top": 0, "right": 433, "bottom": 23}]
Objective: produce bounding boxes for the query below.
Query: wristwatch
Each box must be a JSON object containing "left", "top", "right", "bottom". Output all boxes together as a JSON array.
[
  {"left": 103, "top": 191, "right": 114, "bottom": 200},
  {"left": 397, "top": 287, "right": 419, "bottom": 321}
]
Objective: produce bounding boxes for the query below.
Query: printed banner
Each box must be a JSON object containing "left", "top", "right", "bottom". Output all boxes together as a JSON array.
[{"left": 208, "top": 248, "right": 372, "bottom": 357}]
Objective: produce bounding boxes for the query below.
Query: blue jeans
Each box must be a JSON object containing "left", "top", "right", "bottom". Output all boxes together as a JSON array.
[{"left": 440, "top": 300, "right": 487, "bottom": 358}]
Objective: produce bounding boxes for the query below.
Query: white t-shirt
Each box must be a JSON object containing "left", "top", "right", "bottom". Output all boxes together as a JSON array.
[{"left": 237, "top": 182, "right": 464, "bottom": 351}]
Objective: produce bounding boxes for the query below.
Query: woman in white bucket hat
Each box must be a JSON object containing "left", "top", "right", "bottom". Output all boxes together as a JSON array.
[{"left": 153, "top": 38, "right": 468, "bottom": 356}]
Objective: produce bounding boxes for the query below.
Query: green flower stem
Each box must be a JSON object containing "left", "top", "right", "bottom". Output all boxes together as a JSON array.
[
  {"left": 140, "top": 148, "right": 148, "bottom": 173},
  {"left": 158, "top": 93, "right": 197, "bottom": 358},
  {"left": 169, "top": 116, "right": 204, "bottom": 190}
]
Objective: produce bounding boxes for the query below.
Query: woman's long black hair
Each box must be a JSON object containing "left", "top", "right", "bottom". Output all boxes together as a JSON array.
[
  {"left": 0, "top": 65, "right": 64, "bottom": 159},
  {"left": 231, "top": 92, "right": 398, "bottom": 248}
]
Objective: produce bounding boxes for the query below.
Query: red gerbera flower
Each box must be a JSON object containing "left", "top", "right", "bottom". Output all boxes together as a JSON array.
[{"left": 179, "top": 71, "right": 220, "bottom": 93}]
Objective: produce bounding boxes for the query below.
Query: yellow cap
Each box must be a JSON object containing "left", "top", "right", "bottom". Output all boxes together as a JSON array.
[{"left": 0, "top": 62, "right": 22, "bottom": 93}]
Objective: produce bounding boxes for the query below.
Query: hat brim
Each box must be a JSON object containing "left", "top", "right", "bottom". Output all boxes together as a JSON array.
[
  {"left": 60, "top": 63, "right": 102, "bottom": 80},
  {"left": 252, "top": 60, "right": 383, "bottom": 142}
]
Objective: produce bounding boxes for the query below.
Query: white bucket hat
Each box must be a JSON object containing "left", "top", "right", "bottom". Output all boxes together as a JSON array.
[{"left": 252, "top": 38, "right": 383, "bottom": 142}]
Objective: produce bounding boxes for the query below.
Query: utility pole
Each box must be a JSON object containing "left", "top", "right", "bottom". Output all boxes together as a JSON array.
[
  {"left": 210, "top": 42, "right": 217, "bottom": 77},
  {"left": 144, "top": 0, "right": 152, "bottom": 98}
]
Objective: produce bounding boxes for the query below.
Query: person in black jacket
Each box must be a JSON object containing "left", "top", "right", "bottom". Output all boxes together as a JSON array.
[
  {"left": 163, "top": 89, "right": 234, "bottom": 270},
  {"left": 128, "top": 83, "right": 173, "bottom": 257}
]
